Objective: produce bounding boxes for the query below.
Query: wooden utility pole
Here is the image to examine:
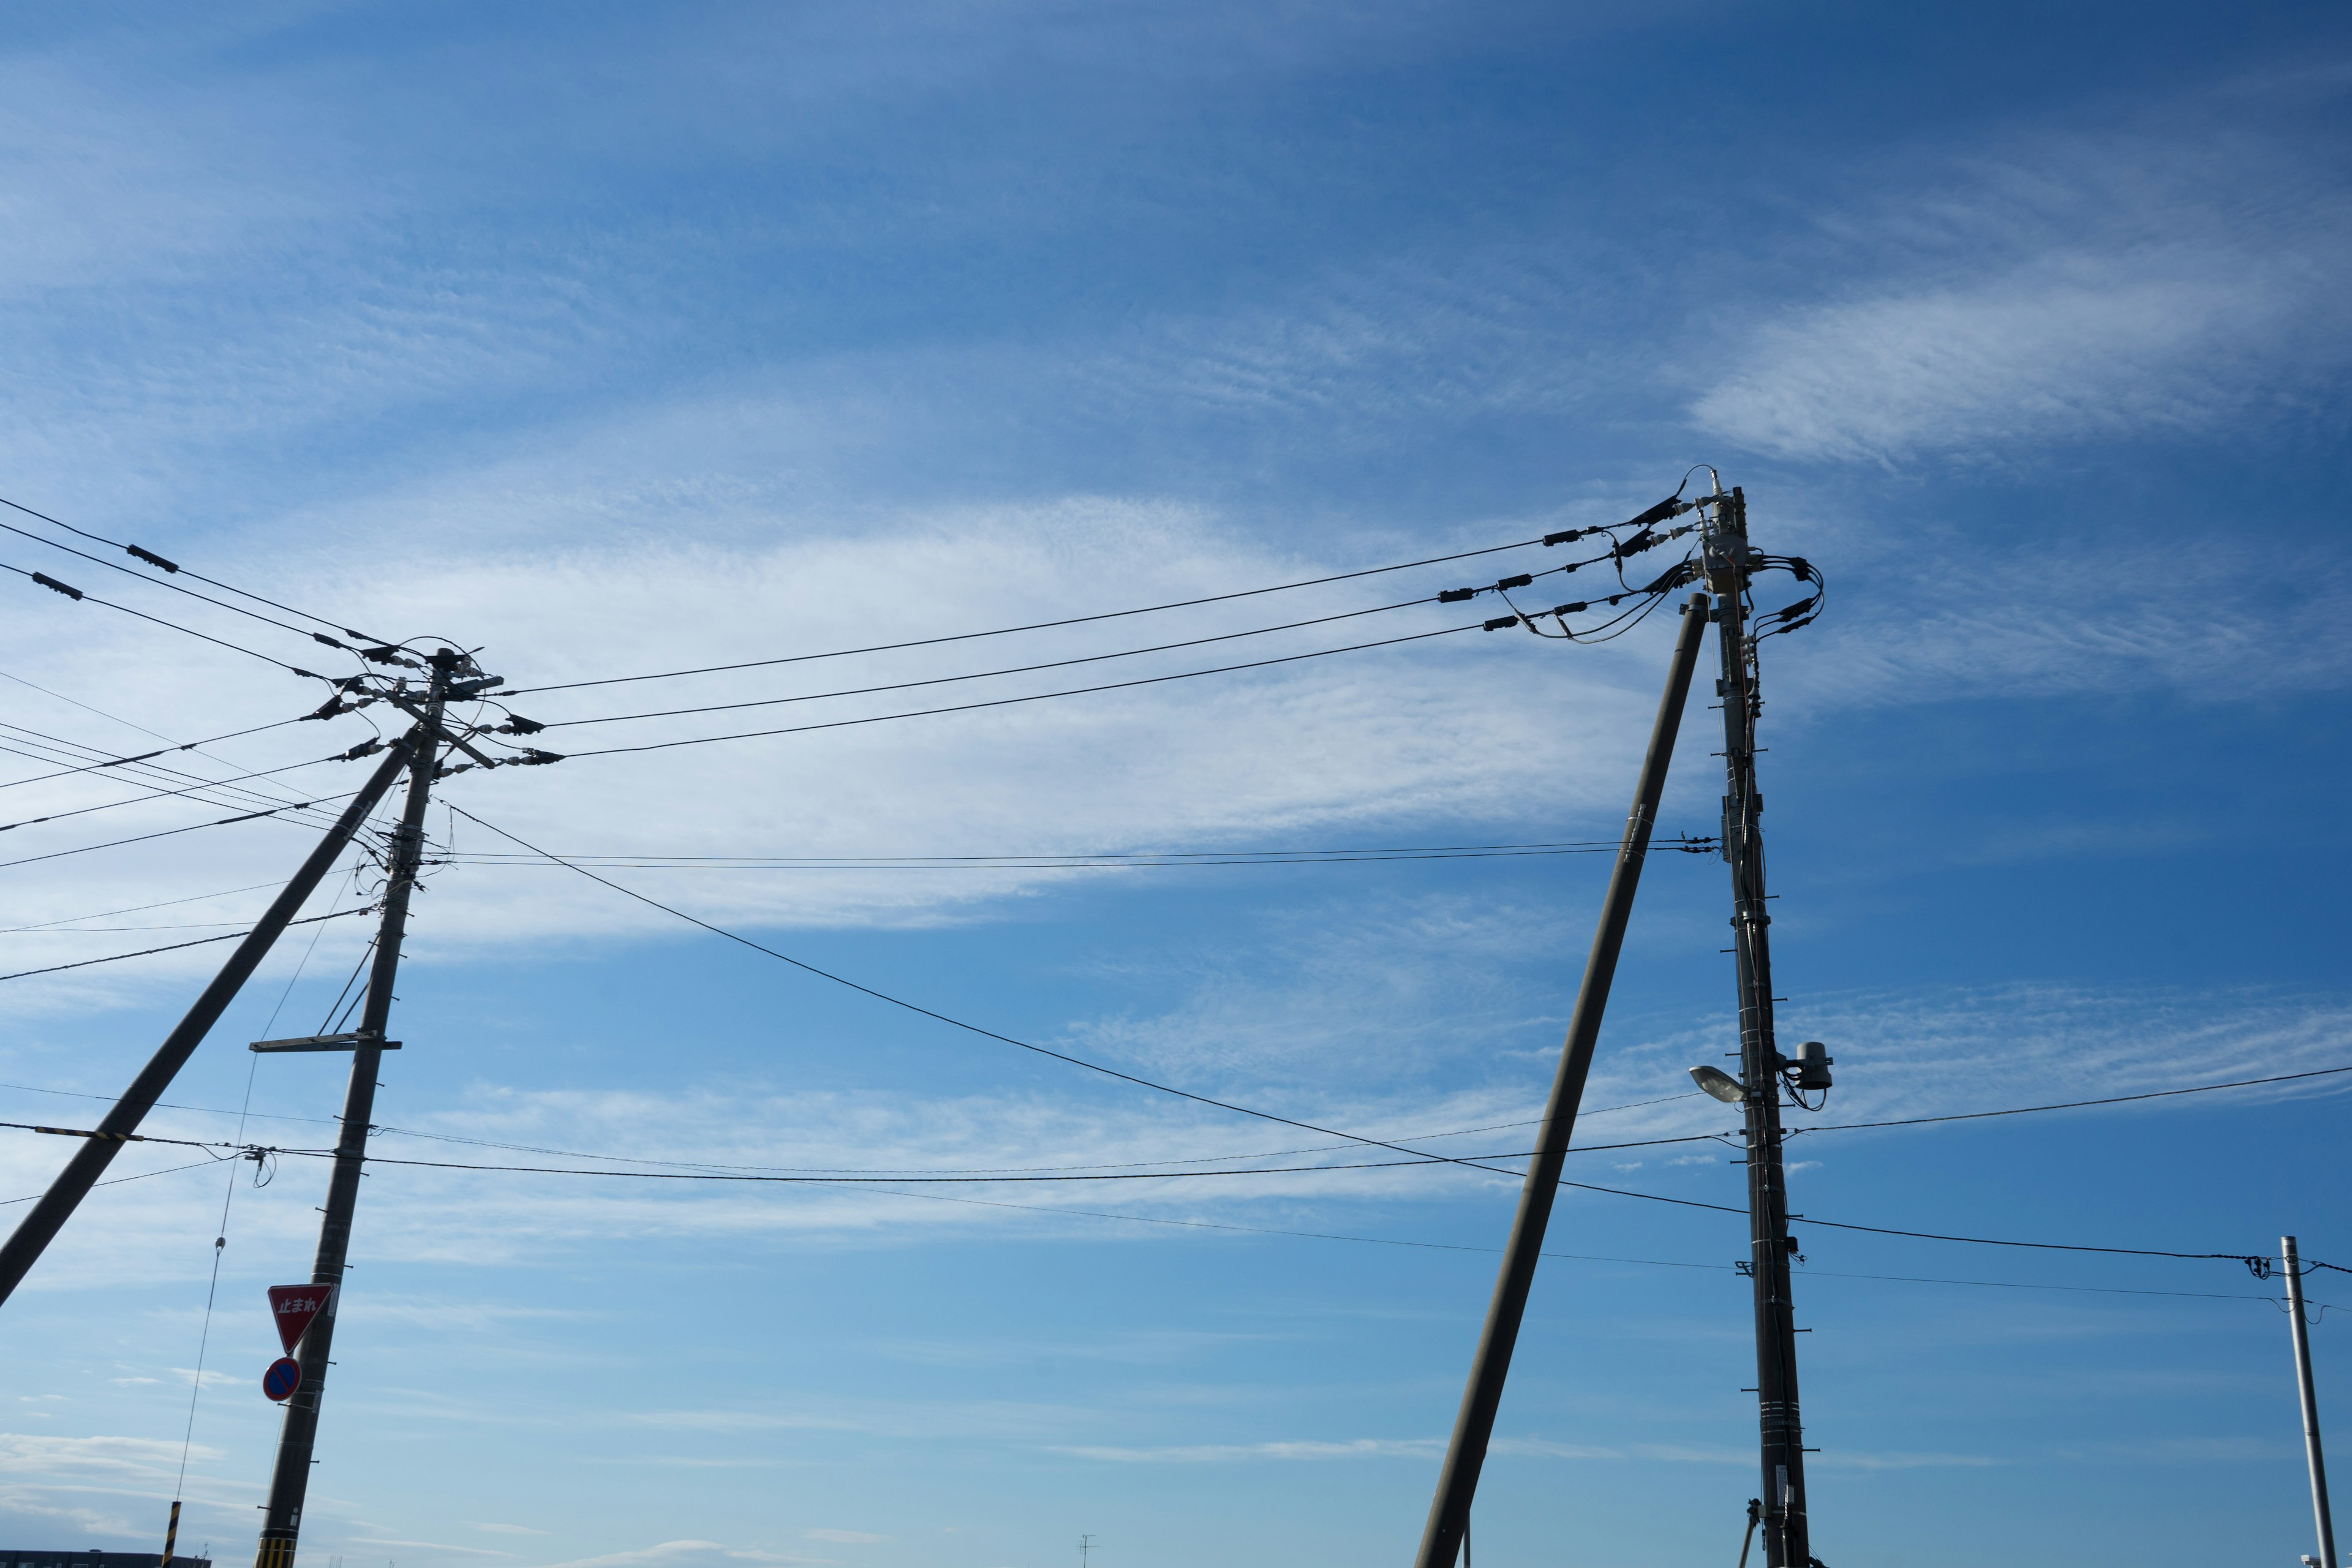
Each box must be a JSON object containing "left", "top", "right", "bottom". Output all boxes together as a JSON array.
[
  {"left": 1703, "top": 484, "right": 1817, "bottom": 1567},
  {"left": 254, "top": 650, "right": 466, "bottom": 1568}
]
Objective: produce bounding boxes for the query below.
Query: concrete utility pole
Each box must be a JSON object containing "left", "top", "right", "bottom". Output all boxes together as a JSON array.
[
  {"left": 0, "top": 741, "right": 418, "bottom": 1307},
  {"left": 1411, "top": 591, "right": 1712, "bottom": 1568},
  {"left": 2284, "top": 1235, "right": 2339, "bottom": 1568},
  {"left": 254, "top": 652, "right": 462, "bottom": 1568},
  {"left": 1703, "top": 486, "right": 1816, "bottom": 1568}
]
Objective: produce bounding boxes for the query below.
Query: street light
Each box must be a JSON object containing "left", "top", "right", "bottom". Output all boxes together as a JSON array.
[{"left": 1688, "top": 1064, "right": 1744, "bottom": 1103}]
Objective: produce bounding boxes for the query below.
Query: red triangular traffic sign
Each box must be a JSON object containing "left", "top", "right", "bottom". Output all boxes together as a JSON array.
[{"left": 266, "top": 1284, "right": 334, "bottom": 1355}]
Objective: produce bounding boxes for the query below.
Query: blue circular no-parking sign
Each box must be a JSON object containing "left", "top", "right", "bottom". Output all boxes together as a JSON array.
[{"left": 262, "top": 1357, "right": 302, "bottom": 1401}]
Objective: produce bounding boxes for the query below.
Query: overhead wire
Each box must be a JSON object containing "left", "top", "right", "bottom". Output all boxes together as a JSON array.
[
  {"left": 434, "top": 804, "right": 2334, "bottom": 1281},
  {"left": 0, "top": 906, "right": 378, "bottom": 984},
  {"left": 445, "top": 804, "right": 1542, "bottom": 1180},
  {"left": 0, "top": 513, "right": 349, "bottom": 652},
  {"left": 344, "top": 1060, "right": 2352, "bottom": 1182},
  {"left": 816, "top": 1185, "right": 2335, "bottom": 1309},
  {"left": 556, "top": 619, "right": 1493, "bottom": 759},
  {"left": 436, "top": 838, "right": 1719, "bottom": 872},
  {"left": 0, "top": 669, "right": 352, "bottom": 822},
  {"left": 500, "top": 531, "right": 1594, "bottom": 698},
  {"left": 0, "top": 754, "right": 341, "bottom": 835},
  {"left": 0, "top": 492, "right": 387, "bottom": 647},
  {"left": 0, "top": 790, "right": 363, "bottom": 874},
  {"left": 533, "top": 590, "right": 1454, "bottom": 730},
  {"left": 0, "top": 715, "right": 314, "bottom": 794},
  {"left": 1, "top": 561, "right": 333, "bottom": 680},
  {"left": 0, "top": 727, "right": 344, "bottom": 832}
]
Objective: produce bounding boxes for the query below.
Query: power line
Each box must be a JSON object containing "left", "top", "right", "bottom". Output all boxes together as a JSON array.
[
  {"left": 0, "top": 493, "right": 386, "bottom": 647},
  {"left": 365, "top": 1060, "right": 2350, "bottom": 1181},
  {"left": 0, "top": 880, "right": 293, "bottom": 934},
  {"left": 0, "top": 716, "right": 314, "bottom": 794},
  {"left": 439, "top": 839, "right": 1719, "bottom": 872},
  {"left": 428, "top": 807, "right": 2337, "bottom": 1280},
  {"left": 0, "top": 513, "right": 347, "bottom": 652},
  {"left": 0, "top": 725, "right": 334, "bottom": 829},
  {"left": 0, "top": 791, "right": 360, "bottom": 873},
  {"left": 1791, "top": 1064, "right": 2352, "bottom": 1138},
  {"left": 500, "top": 532, "right": 1586, "bottom": 698},
  {"left": 536, "top": 591, "right": 1449, "bottom": 729},
  {"left": 827, "top": 1185, "right": 2332, "bottom": 1308},
  {"left": 1, "top": 561, "right": 331, "bottom": 680},
  {"left": 0, "top": 754, "right": 339, "bottom": 835},
  {"left": 7, "top": 1107, "right": 2331, "bottom": 1279},
  {"left": 0, "top": 710, "right": 354, "bottom": 829},
  {"left": 558, "top": 619, "right": 1494, "bottom": 760},
  {"left": 445, "top": 804, "right": 1534, "bottom": 1181},
  {"left": 368, "top": 1093, "right": 1705, "bottom": 1177},
  {"left": 0, "top": 905, "right": 377, "bottom": 984}
]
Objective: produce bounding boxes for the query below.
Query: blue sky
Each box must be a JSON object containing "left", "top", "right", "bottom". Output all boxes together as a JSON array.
[{"left": 0, "top": 3, "right": 2348, "bottom": 1566}]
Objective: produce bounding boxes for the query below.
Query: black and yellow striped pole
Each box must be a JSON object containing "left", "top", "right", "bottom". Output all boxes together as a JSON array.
[{"left": 163, "top": 1498, "right": 183, "bottom": 1567}]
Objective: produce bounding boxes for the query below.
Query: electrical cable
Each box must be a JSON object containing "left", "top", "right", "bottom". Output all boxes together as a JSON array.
[
  {"left": 0, "top": 493, "right": 387, "bottom": 647},
  {"left": 0, "top": 791, "right": 360, "bottom": 875},
  {"left": 1, "top": 561, "right": 331, "bottom": 680},
  {"left": 437, "top": 840, "right": 1719, "bottom": 872},
  {"left": 0, "top": 717, "right": 314, "bottom": 794},
  {"left": 824, "top": 1185, "right": 2335, "bottom": 1308},
  {"left": 434, "top": 805, "right": 2334, "bottom": 1279},
  {"left": 368, "top": 1093, "right": 1705, "bottom": 1177},
  {"left": 0, "top": 881, "right": 289, "bottom": 935},
  {"left": 0, "top": 513, "right": 347, "bottom": 652},
  {"left": 335, "top": 1060, "right": 2352, "bottom": 1182},
  {"left": 500, "top": 533, "right": 1583, "bottom": 698},
  {"left": 535, "top": 592, "right": 1451, "bottom": 730},
  {"left": 0, "top": 670, "right": 350, "bottom": 820},
  {"left": 445, "top": 804, "right": 1536, "bottom": 1181},
  {"left": 0, "top": 1157, "right": 229, "bottom": 1208},
  {"left": 0, "top": 731, "right": 344, "bottom": 836},
  {"left": 0, "top": 905, "right": 377, "bottom": 984},
  {"left": 557, "top": 620, "right": 1491, "bottom": 759},
  {"left": 0, "top": 754, "right": 339, "bottom": 835}
]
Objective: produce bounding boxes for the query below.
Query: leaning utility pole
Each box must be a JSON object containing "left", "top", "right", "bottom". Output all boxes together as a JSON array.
[
  {"left": 1703, "top": 486, "right": 1817, "bottom": 1567},
  {"left": 252, "top": 650, "right": 463, "bottom": 1568},
  {"left": 0, "top": 741, "right": 418, "bottom": 1307},
  {"left": 2283, "top": 1235, "right": 2339, "bottom": 1568},
  {"left": 1411, "top": 590, "right": 1711, "bottom": 1568}
]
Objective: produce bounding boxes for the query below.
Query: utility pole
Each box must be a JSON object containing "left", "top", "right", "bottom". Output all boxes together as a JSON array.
[
  {"left": 0, "top": 741, "right": 417, "bottom": 1306},
  {"left": 1702, "top": 485, "right": 1818, "bottom": 1568},
  {"left": 1077, "top": 1536, "right": 1095, "bottom": 1568},
  {"left": 1412, "top": 590, "right": 1711, "bottom": 1568},
  {"left": 2284, "top": 1235, "right": 2339, "bottom": 1568},
  {"left": 253, "top": 650, "right": 466, "bottom": 1568}
]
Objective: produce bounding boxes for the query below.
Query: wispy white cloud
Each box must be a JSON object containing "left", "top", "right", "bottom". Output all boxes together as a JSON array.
[{"left": 1692, "top": 124, "right": 2352, "bottom": 462}]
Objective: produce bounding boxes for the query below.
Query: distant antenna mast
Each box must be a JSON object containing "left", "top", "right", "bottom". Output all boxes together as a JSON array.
[{"left": 1079, "top": 1536, "right": 1097, "bottom": 1568}]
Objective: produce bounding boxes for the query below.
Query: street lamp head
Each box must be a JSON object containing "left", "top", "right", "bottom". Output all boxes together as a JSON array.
[{"left": 1689, "top": 1065, "right": 1745, "bottom": 1104}]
